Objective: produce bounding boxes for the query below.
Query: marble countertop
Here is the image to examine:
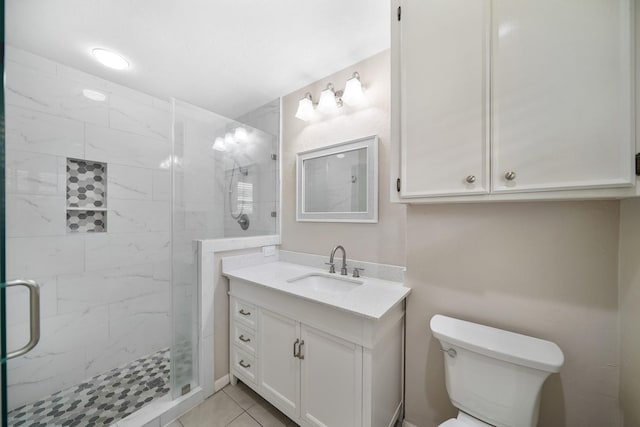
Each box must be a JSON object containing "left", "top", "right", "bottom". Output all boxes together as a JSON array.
[{"left": 223, "top": 260, "right": 411, "bottom": 320}]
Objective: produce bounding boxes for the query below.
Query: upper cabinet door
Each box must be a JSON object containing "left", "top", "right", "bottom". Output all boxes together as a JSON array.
[
  {"left": 492, "top": 0, "right": 634, "bottom": 193},
  {"left": 400, "top": 0, "right": 490, "bottom": 197}
]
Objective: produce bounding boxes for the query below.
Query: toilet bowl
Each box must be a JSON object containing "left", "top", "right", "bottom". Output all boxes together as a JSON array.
[{"left": 430, "top": 315, "right": 564, "bottom": 427}]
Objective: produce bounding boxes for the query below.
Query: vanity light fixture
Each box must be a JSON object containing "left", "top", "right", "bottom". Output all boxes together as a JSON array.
[
  {"left": 91, "top": 48, "right": 130, "bottom": 70},
  {"left": 317, "top": 83, "right": 342, "bottom": 114},
  {"left": 295, "top": 92, "right": 315, "bottom": 121},
  {"left": 294, "top": 71, "right": 365, "bottom": 121},
  {"left": 82, "top": 89, "right": 107, "bottom": 102},
  {"left": 341, "top": 72, "right": 365, "bottom": 106}
]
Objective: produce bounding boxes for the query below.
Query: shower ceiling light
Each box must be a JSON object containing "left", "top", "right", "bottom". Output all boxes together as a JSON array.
[
  {"left": 91, "top": 48, "right": 130, "bottom": 70},
  {"left": 295, "top": 93, "right": 315, "bottom": 122}
]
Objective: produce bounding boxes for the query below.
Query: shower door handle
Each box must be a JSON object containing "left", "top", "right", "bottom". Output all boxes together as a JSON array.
[{"left": 6, "top": 280, "right": 41, "bottom": 360}]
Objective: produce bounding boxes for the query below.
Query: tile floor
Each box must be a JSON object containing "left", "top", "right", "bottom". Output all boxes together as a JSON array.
[{"left": 166, "top": 381, "right": 298, "bottom": 427}]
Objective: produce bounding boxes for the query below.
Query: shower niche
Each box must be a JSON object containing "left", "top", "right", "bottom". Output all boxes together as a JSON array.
[{"left": 66, "top": 158, "right": 107, "bottom": 232}]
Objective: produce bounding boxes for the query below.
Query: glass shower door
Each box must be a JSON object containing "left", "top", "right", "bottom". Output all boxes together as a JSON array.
[{"left": 0, "top": 45, "right": 193, "bottom": 426}]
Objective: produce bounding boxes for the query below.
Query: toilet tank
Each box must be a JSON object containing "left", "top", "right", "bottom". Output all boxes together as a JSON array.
[{"left": 430, "top": 315, "right": 564, "bottom": 427}]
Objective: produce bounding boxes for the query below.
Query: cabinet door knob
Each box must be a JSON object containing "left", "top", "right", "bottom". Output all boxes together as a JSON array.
[
  {"left": 505, "top": 171, "right": 516, "bottom": 181},
  {"left": 465, "top": 175, "right": 476, "bottom": 184}
]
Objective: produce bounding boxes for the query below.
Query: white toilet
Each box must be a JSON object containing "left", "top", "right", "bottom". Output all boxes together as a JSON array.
[{"left": 430, "top": 315, "right": 564, "bottom": 427}]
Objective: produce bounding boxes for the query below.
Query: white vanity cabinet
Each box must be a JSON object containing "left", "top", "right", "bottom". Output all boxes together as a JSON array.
[
  {"left": 228, "top": 278, "right": 405, "bottom": 427},
  {"left": 397, "top": 0, "right": 635, "bottom": 202}
]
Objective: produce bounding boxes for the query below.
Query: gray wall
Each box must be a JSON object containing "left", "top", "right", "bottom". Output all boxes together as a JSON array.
[
  {"left": 280, "top": 47, "right": 640, "bottom": 426},
  {"left": 281, "top": 50, "right": 406, "bottom": 266},
  {"left": 404, "top": 201, "right": 621, "bottom": 426},
  {"left": 619, "top": 199, "right": 640, "bottom": 427}
]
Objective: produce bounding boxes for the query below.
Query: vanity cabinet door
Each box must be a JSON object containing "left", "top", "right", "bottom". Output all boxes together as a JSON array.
[
  {"left": 491, "top": 0, "right": 633, "bottom": 193},
  {"left": 400, "top": 0, "right": 490, "bottom": 197},
  {"left": 300, "top": 324, "right": 363, "bottom": 427},
  {"left": 258, "top": 309, "right": 301, "bottom": 418}
]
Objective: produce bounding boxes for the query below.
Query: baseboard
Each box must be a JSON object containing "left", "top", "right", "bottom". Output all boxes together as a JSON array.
[
  {"left": 403, "top": 421, "right": 418, "bottom": 427},
  {"left": 214, "top": 374, "right": 230, "bottom": 392}
]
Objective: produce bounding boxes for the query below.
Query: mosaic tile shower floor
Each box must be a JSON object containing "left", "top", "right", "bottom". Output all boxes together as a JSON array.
[{"left": 8, "top": 348, "right": 170, "bottom": 427}]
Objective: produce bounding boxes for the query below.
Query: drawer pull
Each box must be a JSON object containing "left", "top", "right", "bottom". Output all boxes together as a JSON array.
[
  {"left": 239, "top": 359, "right": 251, "bottom": 369},
  {"left": 239, "top": 334, "right": 251, "bottom": 343},
  {"left": 299, "top": 340, "right": 305, "bottom": 360},
  {"left": 239, "top": 309, "right": 251, "bottom": 316},
  {"left": 293, "top": 338, "right": 300, "bottom": 358}
]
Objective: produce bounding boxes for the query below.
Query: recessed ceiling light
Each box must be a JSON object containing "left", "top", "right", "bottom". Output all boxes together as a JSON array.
[
  {"left": 91, "top": 48, "right": 130, "bottom": 70},
  {"left": 82, "top": 89, "right": 107, "bottom": 102}
]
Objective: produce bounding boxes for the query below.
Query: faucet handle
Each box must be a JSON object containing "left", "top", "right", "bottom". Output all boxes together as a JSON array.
[
  {"left": 324, "top": 262, "right": 336, "bottom": 274},
  {"left": 352, "top": 267, "right": 364, "bottom": 278}
]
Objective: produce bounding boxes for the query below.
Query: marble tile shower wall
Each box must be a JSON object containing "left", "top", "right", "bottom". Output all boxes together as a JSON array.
[{"left": 4, "top": 47, "right": 173, "bottom": 410}]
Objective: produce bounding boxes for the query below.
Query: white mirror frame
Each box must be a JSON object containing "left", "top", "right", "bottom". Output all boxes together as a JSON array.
[{"left": 296, "top": 135, "right": 378, "bottom": 223}]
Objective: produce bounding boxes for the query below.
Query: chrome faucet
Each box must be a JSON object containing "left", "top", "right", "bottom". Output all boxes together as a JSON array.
[{"left": 327, "top": 245, "right": 348, "bottom": 275}]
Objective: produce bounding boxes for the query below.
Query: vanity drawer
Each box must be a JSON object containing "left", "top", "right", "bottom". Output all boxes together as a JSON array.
[
  {"left": 232, "top": 298, "right": 257, "bottom": 329},
  {"left": 231, "top": 346, "right": 257, "bottom": 385},
  {"left": 233, "top": 323, "right": 257, "bottom": 355}
]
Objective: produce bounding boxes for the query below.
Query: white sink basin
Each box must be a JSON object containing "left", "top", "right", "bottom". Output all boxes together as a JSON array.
[{"left": 287, "top": 273, "right": 363, "bottom": 295}]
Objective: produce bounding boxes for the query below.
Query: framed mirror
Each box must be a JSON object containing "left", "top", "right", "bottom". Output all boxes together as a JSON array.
[{"left": 296, "top": 135, "right": 378, "bottom": 223}]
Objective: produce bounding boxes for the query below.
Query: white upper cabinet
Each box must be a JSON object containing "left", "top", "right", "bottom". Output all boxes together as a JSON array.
[
  {"left": 491, "top": 0, "right": 634, "bottom": 193},
  {"left": 397, "top": 0, "right": 635, "bottom": 201},
  {"left": 400, "top": 0, "right": 490, "bottom": 197}
]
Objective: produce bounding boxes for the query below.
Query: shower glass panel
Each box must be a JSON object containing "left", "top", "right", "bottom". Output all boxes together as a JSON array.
[
  {"left": 173, "top": 99, "right": 278, "bottom": 241},
  {"left": 1, "top": 47, "right": 183, "bottom": 426}
]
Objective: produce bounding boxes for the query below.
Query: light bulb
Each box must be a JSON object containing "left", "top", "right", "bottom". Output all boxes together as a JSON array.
[
  {"left": 224, "top": 132, "right": 235, "bottom": 145},
  {"left": 317, "top": 84, "right": 338, "bottom": 114},
  {"left": 234, "top": 127, "right": 248, "bottom": 142},
  {"left": 342, "top": 72, "right": 365, "bottom": 105},
  {"left": 212, "top": 137, "right": 226, "bottom": 152},
  {"left": 295, "top": 93, "right": 315, "bottom": 121}
]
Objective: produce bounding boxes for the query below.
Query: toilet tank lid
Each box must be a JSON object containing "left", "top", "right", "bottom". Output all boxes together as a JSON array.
[{"left": 430, "top": 315, "right": 564, "bottom": 373}]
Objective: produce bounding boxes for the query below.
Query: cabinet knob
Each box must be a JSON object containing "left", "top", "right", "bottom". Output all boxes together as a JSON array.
[
  {"left": 505, "top": 171, "right": 516, "bottom": 181},
  {"left": 465, "top": 175, "right": 476, "bottom": 184}
]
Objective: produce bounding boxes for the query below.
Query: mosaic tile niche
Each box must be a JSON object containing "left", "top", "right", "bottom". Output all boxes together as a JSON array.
[{"left": 66, "top": 158, "right": 107, "bottom": 232}]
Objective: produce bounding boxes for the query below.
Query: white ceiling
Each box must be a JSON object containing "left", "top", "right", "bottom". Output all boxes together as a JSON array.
[{"left": 6, "top": 0, "right": 390, "bottom": 118}]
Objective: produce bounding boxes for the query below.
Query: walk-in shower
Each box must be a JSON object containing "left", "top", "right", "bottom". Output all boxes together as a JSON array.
[{"left": 1, "top": 47, "right": 279, "bottom": 426}]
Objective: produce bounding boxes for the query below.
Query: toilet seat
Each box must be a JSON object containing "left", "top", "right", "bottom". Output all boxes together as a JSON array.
[{"left": 438, "top": 412, "right": 494, "bottom": 427}]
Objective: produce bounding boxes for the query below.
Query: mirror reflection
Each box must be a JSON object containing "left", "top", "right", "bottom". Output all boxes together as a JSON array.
[
  {"left": 303, "top": 148, "right": 368, "bottom": 213},
  {"left": 297, "top": 135, "right": 378, "bottom": 223}
]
